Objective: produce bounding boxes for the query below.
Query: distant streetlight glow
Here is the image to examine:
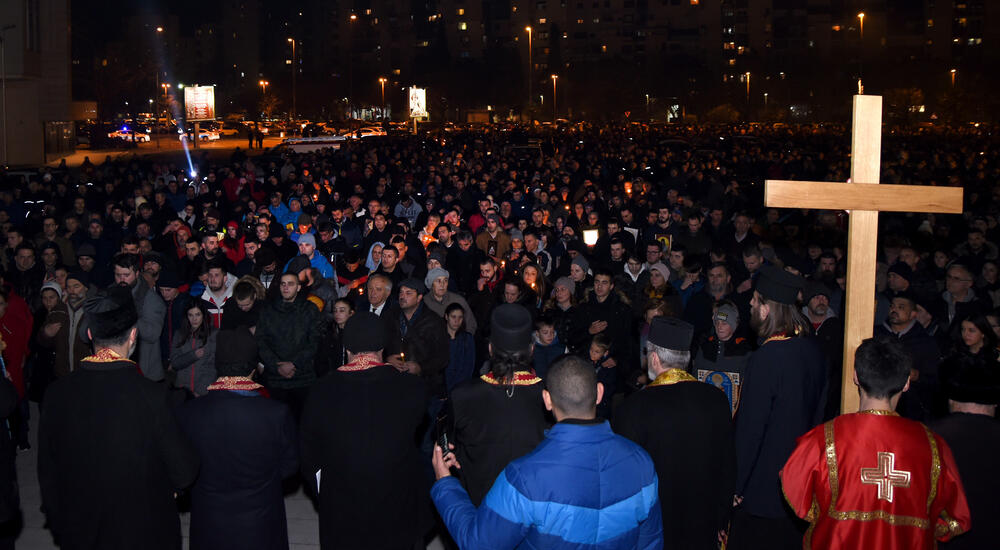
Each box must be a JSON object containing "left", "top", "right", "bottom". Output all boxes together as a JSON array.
[
  {"left": 950, "top": 68, "right": 957, "bottom": 88},
  {"left": 526, "top": 27, "right": 533, "bottom": 109},
  {"left": 551, "top": 74, "right": 558, "bottom": 120},
  {"left": 287, "top": 38, "right": 296, "bottom": 119},
  {"left": 857, "top": 12, "right": 865, "bottom": 39},
  {"left": 378, "top": 77, "right": 388, "bottom": 117},
  {"left": 155, "top": 26, "right": 163, "bottom": 33}
]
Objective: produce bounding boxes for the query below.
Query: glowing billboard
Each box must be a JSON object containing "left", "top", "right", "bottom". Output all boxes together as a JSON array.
[
  {"left": 184, "top": 86, "right": 216, "bottom": 122},
  {"left": 408, "top": 87, "right": 427, "bottom": 118}
]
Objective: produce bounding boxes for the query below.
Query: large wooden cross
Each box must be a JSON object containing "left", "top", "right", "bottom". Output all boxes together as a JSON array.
[{"left": 764, "top": 95, "right": 963, "bottom": 413}]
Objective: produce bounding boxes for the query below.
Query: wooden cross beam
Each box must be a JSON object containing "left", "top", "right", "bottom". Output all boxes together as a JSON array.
[{"left": 764, "top": 95, "right": 963, "bottom": 414}]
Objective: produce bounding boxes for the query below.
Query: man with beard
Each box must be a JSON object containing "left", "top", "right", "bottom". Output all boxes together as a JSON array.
[
  {"left": 801, "top": 283, "right": 844, "bottom": 420},
  {"left": 39, "top": 287, "right": 199, "bottom": 550},
  {"left": 730, "top": 265, "right": 826, "bottom": 550},
  {"left": 614, "top": 317, "right": 735, "bottom": 550},
  {"left": 199, "top": 258, "right": 237, "bottom": 328},
  {"left": 874, "top": 292, "right": 942, "bottom": 421},
  {"left": 386, "top": 278, "right": 450, "bottom": 431},
  {"left": 104, "top": 253, "right": 167, "bottom": 381},
  {"left": 199, "top": 231, "right": 235, "bottom": 273},
  {"left": 685, "top": 262, "right": 741, "bottom": 340},
  {"left": 37, "top": 270, "right": 92, "bottom": 378}
]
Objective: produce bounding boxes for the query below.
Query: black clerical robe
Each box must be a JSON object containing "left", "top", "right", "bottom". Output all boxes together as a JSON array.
[{"left": 614, "top": 369, "right": 736, "bottom": 550}]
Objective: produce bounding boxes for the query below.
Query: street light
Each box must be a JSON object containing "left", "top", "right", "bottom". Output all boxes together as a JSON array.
[
  {"left": 287, "top": 38, "right": 296, "bottom": 120},
  {"left": 0, "top": 25, "right": 12, "bottom": 168},
  {"left": 259, "top": 80, "right": 269, "bottom": 94},
  {"left": 745, "top": 72, "right": 751, "bottom": 105},
  {"left": 378, "top": 77, "right": 388, "bottom": 119},
  {"left": 857, "top": 12, "right": 865, "bottom": 93},
  {"left": 525, "top": 27, "right": 533, "bottom": 110},
  {"left": 156, "top": 26, "right": 163, "bottom": 33},
  {"left": 349, "top": 15, "right": 358, "bottom": 119},
  {"left": 950, "top": 69, "right": 957, "bottom": 88},
  {"left": 551, "top": 74, "right": 558, "bottom": 120}
]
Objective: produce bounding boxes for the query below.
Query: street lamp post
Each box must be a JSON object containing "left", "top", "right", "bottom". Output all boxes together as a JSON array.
[
  {"left": 259, "top": 80, "right": 269, "bottom": 95},
  {"left": 378, "top": 77, "right": 387, "bottom": 120},
  {"left": 857, "top": 12, "right": 865, "bottom": 93},
  {"left": 349, "top": 15, "right": 357, "bottom": 120},
  {"left": 745, "top": 72, "right": 751, "bottom": 106},
  {"left": 158, "top": 83, "right": 170, "bottom": 149},
  {"left": 525, "top": 26, "right": 532, "bottom": 112},
  {"left": 950, "top": 69, "right": 956, "bottom": 88},
  {"left": 287, "top": 38, "right": 296, "bottom": 120},
  {"left": 551, "top": 74, "right": 558, "bottom": 120},
  {"left": 0, "top": 25, "right": 11, "bottom": 168}
]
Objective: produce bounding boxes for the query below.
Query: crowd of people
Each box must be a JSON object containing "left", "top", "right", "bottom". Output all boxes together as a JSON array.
[{"left": 0, "top": 121, "right": 996, "bottom": 549}]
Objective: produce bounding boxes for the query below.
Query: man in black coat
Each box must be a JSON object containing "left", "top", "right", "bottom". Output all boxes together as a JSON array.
[
  {"left": 731, "top": 266, "right": 826, "bottom": 550},
  {"left": 614, "top": 317, "right": 735, "bottom": 550},
  {"left": 300, "top": 312, "right": 430, "bottom": 549},
  {"left": 386, "top": 278, "right": 450, "bottom": 401},
  {"left": 930, "top": 354, "right": 1000, "bottom": 550},
  {"left": 175, "top": 328, "right": 298, "bottom": 550},
  {"left": 450, "top": 304, "right": 548, "bottom": 505},
  {"left": 38, "top": 287, "right": 199, "bottom": 550},
  {"left": 875, "top": 292, "right": 943, "bottom": 421},
  {"left": 578, "top": 268, "right": 635, "bottom": 384}
]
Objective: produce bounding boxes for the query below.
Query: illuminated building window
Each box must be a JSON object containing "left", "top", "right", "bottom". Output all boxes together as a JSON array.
[
  {"left": 577, "top": 18, "right": 583, "bottom": 23},
  {"left": 539, "top": 18, "right": 547, "bottom": 23},
  {"left": 601, "top": 44, "right": 607, "bottom": 52},
  {"left": 927, "top": 19, "right": 934, "bottom": 27},
  {"left": 459, "top": 21, "right": 467, "bottom": 30},
  {"left": 690, "top": 0, "right": 699, "bottom": 4},
  {"left": 728, "top": 58, "right": 735, "bottom": 65},
  {"left": 457, "top": 8, "right": 465, "bottom": 14},
  {"left": 832, "top": 25, "right": 841, "bottom": 31}
]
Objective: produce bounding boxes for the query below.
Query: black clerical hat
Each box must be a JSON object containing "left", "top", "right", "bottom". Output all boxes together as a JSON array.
[
  {"left": 490, "top": 304, "right": 533, "bottom": 354},
  {"left": 648, "top": 317, "right": 694, "bottom": 352},
  {"left": 756, "top": 265, "right": 803, "bottom": 305},
  {"left": 84, "top": 286, "right": 138, "bottom": 340},
  {"left": 943, "top": 354, "right": 1000, "bottom": 405},
  {"left": 215, "top": 328, "right": 259, "bottom": 376},
  {"left": 343, "top": 312, "right": 385, "bottom": 353}
]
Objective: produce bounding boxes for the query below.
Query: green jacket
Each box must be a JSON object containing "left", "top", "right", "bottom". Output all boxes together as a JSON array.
[{"left": 256, "top": 293, "right": 320, "bottom": 389}]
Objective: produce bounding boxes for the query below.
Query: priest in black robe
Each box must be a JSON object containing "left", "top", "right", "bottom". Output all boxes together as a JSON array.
[
  {"left": 38, "top": 287, "right": 199, "bottom": 550},
  {"left": 300, "top": 311, "right": 430, "bottom": 550},
  {"left": 614, "top": 317, "right": 736, "bottom": 550},
  {"left": 931, "top": 354, "right": 1000, "bottom": 550},
  {"left": 449, "top": 304, "right": 549, "bottom": 505}
]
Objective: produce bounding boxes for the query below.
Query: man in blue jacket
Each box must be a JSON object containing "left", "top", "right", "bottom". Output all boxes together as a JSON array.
[{"left": 431, "top": 354, "right": 663, "bottom": 550}]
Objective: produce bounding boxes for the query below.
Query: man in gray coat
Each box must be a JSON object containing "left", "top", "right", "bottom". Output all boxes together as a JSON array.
[{"left": 111, "top": 253, "right": 167, "bottom": 381}]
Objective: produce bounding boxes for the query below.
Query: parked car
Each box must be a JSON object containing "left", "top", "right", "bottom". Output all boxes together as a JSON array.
[{"left": 108, "top": 127, "right": 151, "bottom": 142}]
